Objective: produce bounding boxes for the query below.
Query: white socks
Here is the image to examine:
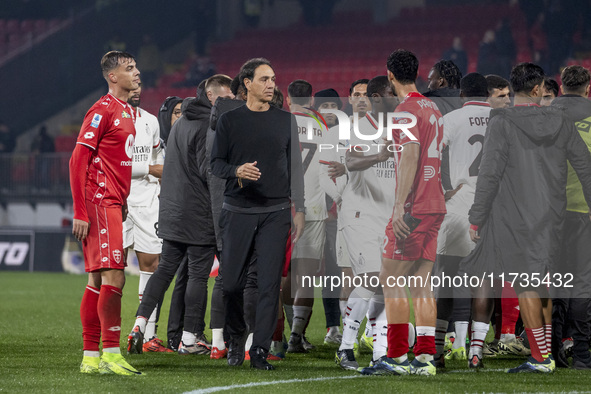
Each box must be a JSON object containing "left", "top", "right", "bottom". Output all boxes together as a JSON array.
[
  {"left": 181, "top": 331, "right": 196, "bottom": 346},
  {"left": 368, "top": 295, "right": 387, "bottom": 360},
  {"left": 469, "top": 321, "right": 489, "bottom": 358},
  {"left": 212, "top": 328, "right": 225, "bottom": 350},
  {"left": 283, "top": 304, "right": 294, "bottom": 331},
  {"left": 134, "top": 316, "right": 147, "bottom": 334},
  {"left": 84, "top": 350, "right": 100, "bottom": 358},
  {"left": 340, "top": 286, "right": 373, "bottom": 351},
  {"left": 291, "top": 305, "right": 312, "bottom": 337},
  {"left": 245, "top": 332, "right": 253, "bottom": 351},
  {"left": 454, "top": 321, "right": 469, "bottom": 349},
  {"left": 139, "top": 270, "right": 158, "bottom": 341}
]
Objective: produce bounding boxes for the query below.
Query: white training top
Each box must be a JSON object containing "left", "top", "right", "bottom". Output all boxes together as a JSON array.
[
  {"left": 441, "top": 101, "right": 491, "bottom": 216},
  {"left": 127, "top": 107, "right": 162, "bottom": 207},
  {"left": 340, "top": 112, "right": 396, "bottom": 229}
]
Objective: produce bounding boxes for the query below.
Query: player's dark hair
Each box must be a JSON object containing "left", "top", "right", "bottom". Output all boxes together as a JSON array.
[
  {"left": 460, "top": 73, "right": 489, "bottom": 98},
  {"left": 239, "top": 57, "right": 273, "bottom": 91},
  {"left": 433, "top": 59, "right": 462, "bottom": 89},
  {"left": 349, "top": 79, "right": 370, "bottom": 96},
  {"left": 561, "top": 65, "right": 591, "bottom": 94},
  {"left": 270, "top": 87, "right": 284, "bottom": 109},
  {"left": 230, "top": 75, "right": 241, "bottom": 96},
  {"left": 367, "top": 76, "right": 390, "bottom": 98},
  {"left": 101, "top": 51, "right": 135, "bottom": 78},
  {"left": 510, "top": 62, "right": 545, "bottom": 94},
  {"left": 387, "top": 49, "right": 419, "bottom": 85},
  {"left": 485, "top": 74, "right": 510, "bottom": 94},
  {"left": 205, "top": 74, "right": 233, "bottom": 91},
  {"left": 543, "top": 77, "right": 559, "bottom": 97},
  {"left": 288, "top": 79, "right": 313, "bottom": 106}
]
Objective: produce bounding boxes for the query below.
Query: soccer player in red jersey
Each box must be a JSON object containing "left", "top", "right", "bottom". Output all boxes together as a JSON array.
[
  {"left": 363, "top": 50, "right": 446, "bottom": 376},
  {"left": 70, "top": 51, "right": 142, "bottom": 375}
]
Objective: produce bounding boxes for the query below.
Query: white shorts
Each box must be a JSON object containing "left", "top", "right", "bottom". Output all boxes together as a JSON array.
[
  {"left": 336, "top": 226, "right": 351, "bottom": 268},
  {"left": 122, "top": 195, "right": 162, "bottom": 254},
  {"left": 342, "top": 224, "right": 383, "bottom": 276},
  {"left": 292, "top": 220, "right": 326, "bottom": 260},
  {"left": 436, "top": 212, "right": 474, "bottom": 257}
]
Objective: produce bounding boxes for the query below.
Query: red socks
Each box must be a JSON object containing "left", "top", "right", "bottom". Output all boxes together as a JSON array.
[
  {"left": 387, "top": 324, "right": 409, "bottom": 358},
  {"left": 80, "top": 285, "right": 101, "bottom": 352},
  {"left": 98, "top": 285, "right": 123, "bottom": 349},
  {"left": 501, "top": 288, "right": 519, "bottom": 334},
  {"left": 525, "top": 327, "right": 548, "bottom": 362}
]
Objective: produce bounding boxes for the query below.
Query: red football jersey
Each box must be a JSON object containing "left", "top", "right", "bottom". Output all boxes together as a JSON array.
[
  {"left": 75, "top": 93, "right": 136, "bottom": 207},
  {"left": 392, "top": 92, "right": 446, "bottom": 214}
]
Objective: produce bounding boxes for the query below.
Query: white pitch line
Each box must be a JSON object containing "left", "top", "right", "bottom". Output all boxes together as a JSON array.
[{"left": 184, "top": 375, "right": 363, "bottom": 394}]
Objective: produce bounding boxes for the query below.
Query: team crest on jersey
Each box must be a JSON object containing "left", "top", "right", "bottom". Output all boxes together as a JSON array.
[
  {"left": 90, "top": 113, "right": 102, "bottom": 128},
  {"left": 122, "top": 111, "right": 131, "bottom": 119},
  {"left": 113, "top": 249, "right": 121, "bottom": 264},
  {"left": 114, "top": 119, "right": 120, "bottom": 126}
]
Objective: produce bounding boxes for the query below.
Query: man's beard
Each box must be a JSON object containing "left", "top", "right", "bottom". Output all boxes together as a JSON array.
[{"left": 128, "top": 98, "right": 140, "bottom": 108}]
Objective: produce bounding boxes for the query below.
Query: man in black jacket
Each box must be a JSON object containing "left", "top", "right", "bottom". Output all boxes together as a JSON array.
[
  {"left": 464, "top": 63, "right": 591, "bottom": 373},
  {"left": 550, "top": 65, "right": 591, "bottom": 370},
  {"left": 211, "top": 58, "right": 305, "bottom": 370},
  {"left": 127, "top": 75, "right": 233, "bottom": 356}
]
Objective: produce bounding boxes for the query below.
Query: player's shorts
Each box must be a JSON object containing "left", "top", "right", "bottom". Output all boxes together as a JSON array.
[
  {"left": 292, "top": 220, "right": 326, "bottom": 260},
  {"left": 122, "top": 194, "right": 162, "bottom": 254},
  {"left": 83, "top": 199, "right": 126, "bottom": 272},
  {"left": 382, "top": 213, "right": 445, "bottom": 262},
  {"left": 342, "top": 224, "right": 384, "bottom": 276},
  {"left": 436, "top": 212, "right": 475, "bottom": 257},
  {"left": 336, "top": 226, "right": 351, "bottom": 268}
]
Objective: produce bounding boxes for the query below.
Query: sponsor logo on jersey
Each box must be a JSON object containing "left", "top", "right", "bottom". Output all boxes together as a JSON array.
[
  {"left": 424, "top": 165, "right": 436, "bottom": 181},
  {"left": 120, "top": 161, "right": 132, "bottom": 166},
  {"left": 0, "top": 242, "right": 29, "bottom": 266},
  {"left": 84, "top": 132, "right": 95, "bottom": 139},
  {"left": 114, "top": 119, "right": 120, "bottom": 126},
  {"left": 122, "top": 111, "right": 131, "bottom": 118},
  {"left": 125, "top": 134, "right": 135, "bottom": 159},
  {"left": 90, "top": 113, "right": 102, "bottom": 128},
  {"left": 113, "top": 249, "right": 121, "bottom": 264}
]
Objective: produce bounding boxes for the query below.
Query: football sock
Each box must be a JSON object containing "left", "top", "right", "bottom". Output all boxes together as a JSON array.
[
  {"left": 435, "top": 319, "right": 448, "bottom": 357},
  {"left": 339, "top": 300, "right": 347, "bottom": 320},
  {"left": 414, "top": 326, "right": 436, "bottom": 356},
  {"left": 339, "top": 286, "right": 373, "bottom": 351},
  {"left": 416, "top": 353, "right": 434, "bottom": 363},
  {"left": 212, "top": 328, "right": 225, "bottom": 350},
  {"left": 408, "top": 323, "right": 416, "bottom": 348},
  {"left": 500, "top": 333, "right": 516, "bottom": 342},
  {"left": 139, "top": 271, "right": 157, "bottom": 341},
  {"left": 245, "top": 332, "right": 253, "bottom": 351},
  {"left": 283, "top": 304, "right": 294, "bottom": 331},
  {"left": 453, "top": 321, "right": 469, "bottom": 349},
  {"left": 133, "top": 316, "right": 147, "bottom": 334},
  {"left": 272, "top": 314, "right": 285, "bottom": 342},
  {"left": 80, "top": 285, "right": 101, "bottom": 352},
  {"left": 368, "top": 295, "right": 387, "bottom": 360},
  {"left": 103, "top": 347, "right": 120, "bottom": 354},
  {"left": 181, "top": 331, "right": 196, "bottom": 346},
  {"left": 98, "top": 285, "right": 122, "bottom": 350},
  {"left": 544, "top": 324, "right": 552, "bottom": 356},
  {"left": 291, "top": 305, "right": 312, "bottom": 337},
  {"left": 501, "top": 295, "right": 519, "bottom": 335},
  {"left": 469, "top": 321, "right": 489, "bottom": 358},
  {"left": 387, "top": 323, "right": 409, "bottom": 358},
  {"left": 83, "top": 350, "right": 100, "bottom": 358},
  {"left": 526, "top": 327, "right": 547, "bottom": 362}
]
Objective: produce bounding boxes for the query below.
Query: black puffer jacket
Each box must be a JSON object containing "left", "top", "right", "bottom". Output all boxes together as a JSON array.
[
  {"left": 158, "top": 92, "right": 215, "bottom": 245},
  {"left": 462, "top": 105, "right": 591, "bottom": 277}
]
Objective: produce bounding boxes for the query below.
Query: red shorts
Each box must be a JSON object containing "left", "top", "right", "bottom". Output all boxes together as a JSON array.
[
  {"left": 83, "top": 200, "right": 126, "bottom": 272},
  {"left": 382, "top": 213, "right": 445, "bottom": 262}
]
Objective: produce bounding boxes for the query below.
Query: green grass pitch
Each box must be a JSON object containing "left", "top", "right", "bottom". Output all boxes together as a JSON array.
[{"left": 2, "top": 272, "right": 591, "bottom": 393}]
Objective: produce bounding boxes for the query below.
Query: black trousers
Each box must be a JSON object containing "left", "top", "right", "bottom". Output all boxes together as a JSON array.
[
  {"left": 167, "top": 256, "right": 188, "bottom": 349},
  {"left": 434, "top": 254, "right": 472, "bottom": 323},
  {"left": 322, "top": 218, "right": 342, "bottom": 328},
  {"left": 220, "top": 208, "right": 291, "bottom": 353},
  {"left": 137, "top": 239, "right": 216, "bottom": 335},
  {"left": 552, "top": 212, "right": 591, "bottom": 363}
]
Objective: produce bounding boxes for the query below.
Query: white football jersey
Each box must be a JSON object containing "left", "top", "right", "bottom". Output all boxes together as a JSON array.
[
  {"left": 127, "top": 107, "right": 162, "bottom": 207},
  {"left": 318, "top": 124, "right": 348, "bottom": 204},
  {"left": 340, "top": 112, "right": 396, "bottom": 229},
  {"left": 442, "top": 101, "right": 491, "bottom": 216},
  {"left": 295, "top": 111, "right": 328, "bottom": 221}
]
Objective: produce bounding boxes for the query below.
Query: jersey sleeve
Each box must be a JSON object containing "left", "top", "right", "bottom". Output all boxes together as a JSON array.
[
  {"left": 77, "top": 105, "right": 109, "bottom": 150},
  {"left": 442, "top": 113, "right": 453, "bottom": 147}
]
